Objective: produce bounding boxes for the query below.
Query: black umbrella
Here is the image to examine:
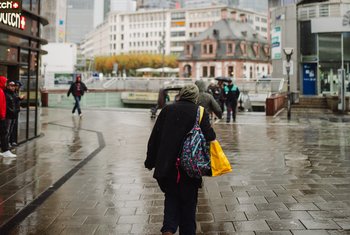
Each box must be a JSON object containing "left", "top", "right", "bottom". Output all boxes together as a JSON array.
[{"left": 215, "top": 76, "right": 232, "bottom": 82}]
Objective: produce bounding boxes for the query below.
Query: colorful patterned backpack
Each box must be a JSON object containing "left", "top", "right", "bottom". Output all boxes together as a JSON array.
[{"left": 176, "top": 106, "right": 211, "bottom": 182}]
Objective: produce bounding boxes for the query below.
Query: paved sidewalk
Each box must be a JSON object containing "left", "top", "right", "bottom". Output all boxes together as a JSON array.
[{"left": 1, "top": 108, "right": 350, "bottom": 234}]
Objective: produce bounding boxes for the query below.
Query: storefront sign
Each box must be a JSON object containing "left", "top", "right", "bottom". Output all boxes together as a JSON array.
[
  {"left": 302, "top": 63, "right": 317, "bottom": 95},
  {"left": 0, "top": 12, "right": 25, "bottom": 29},
  {"left": 271, "top": 26, "right": 282, "bottom": 60},
  {"left": 312, "top": 16, "right": 350, "bottom": 33},
  {"left": 0, "top": 0, "right": 24, "bottom": 29},
  {"left": 0, "top": 0, "right": 22, "bottom": 13}
]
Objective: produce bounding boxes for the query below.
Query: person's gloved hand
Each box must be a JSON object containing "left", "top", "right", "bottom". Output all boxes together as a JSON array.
[{"left": 144, "top": 160, "right": 153, "bottom": 171}]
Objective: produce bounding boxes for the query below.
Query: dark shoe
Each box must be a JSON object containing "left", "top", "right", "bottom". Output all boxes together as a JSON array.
[{"left": 162, "top": 232, "right": 173, "bottom": 235}]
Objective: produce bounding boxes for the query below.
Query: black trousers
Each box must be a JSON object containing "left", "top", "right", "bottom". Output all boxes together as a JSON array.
[
  {"left": 157, "top": 175, "right": 199, "bottom": 235},
  {"left": 0, "top": 119, "right": 9, "bottom": 152},
  {"left": 226, "top": 100, "right": 237, "bottom": 122}
]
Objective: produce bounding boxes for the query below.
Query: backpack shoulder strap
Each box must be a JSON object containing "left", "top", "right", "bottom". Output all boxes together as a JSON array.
[{"left": 199, "top": 106, "right": 204, "bottom": 124}]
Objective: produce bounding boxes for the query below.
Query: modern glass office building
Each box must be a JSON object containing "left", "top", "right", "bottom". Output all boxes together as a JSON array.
[
  {"left": 299, "top": 4, "right": 350, "bottom": 95},
  {"left": 270, "top": 0, "right": 350, "bottom": 96},
  {"left": 0, "top": 0, "right": 48, "bottom": 142}
]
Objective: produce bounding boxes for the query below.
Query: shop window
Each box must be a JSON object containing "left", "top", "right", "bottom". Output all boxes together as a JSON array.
[
  {"left": 0, "top": 46, "right": 18, "bottom": 62},
  {"left": 19, "top": 65, "right": 29, "bottom": 142},
  {"left": 23, "top": 17, "right": 33, "bottom": 35},
  {"left": 319, "top": 34, "right": 341, "bottom": 62},
  {"left": 319, "top": 33, "right": 341, "bottom": 94},
  {"left": 29, "top": 52, "right": 38, "bottom": 138},
  {"left": 31, "top": 20, "right": 39, "bottom": 37},
  {"left": 32, "top": 0, "right": 39, "bottom": 14},
  {"left": 22, "top": 0, "right": 30, "bottom": 10},
  {"left": 343, "top": 33, "right": 350, "bottom": 89},
  {"left": 20, "top": 49, "right": 29, "bottom": 63}
]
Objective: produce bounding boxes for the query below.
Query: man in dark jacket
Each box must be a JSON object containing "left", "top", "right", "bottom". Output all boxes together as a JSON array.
[
  {"left": 223, "top": 80, "right": 240, "bottom": 123},
  {"left": 67, "top": 75, "right": 88, "bottom": 117},
  {"left": 5, "top": 81, "right": 19, "bottom": 148},
  {"left": 0, "top": 76, "right": 16, "bottom": 158},
  {"left": 145, "top": 84, "right": 216, "bottom": 235}
]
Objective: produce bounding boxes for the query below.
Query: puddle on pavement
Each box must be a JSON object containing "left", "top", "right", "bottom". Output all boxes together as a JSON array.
[{"left": 284, "top": 153, "right": 311, "bottom": 167}]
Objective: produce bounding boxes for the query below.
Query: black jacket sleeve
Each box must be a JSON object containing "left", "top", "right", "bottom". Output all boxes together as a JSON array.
[
  {"left": 5, "top": 92, "right": 15, "bottom": 118},
  {"left": 82, "top": 82, "right": 88, "bottom": 92},
  {"left": 145, "top": 109, "right": 166, "bottom": 170},
  {"left": 67, "top": 84, "right": 73, "bottom": 97},
  {"left": 200, "top": 109, "right": 216, "bottom": 142}
]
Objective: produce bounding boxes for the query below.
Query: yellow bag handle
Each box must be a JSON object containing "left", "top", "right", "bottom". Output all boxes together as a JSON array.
[{"left": 199, "top": 106, "right": 204, "bottom": 124}]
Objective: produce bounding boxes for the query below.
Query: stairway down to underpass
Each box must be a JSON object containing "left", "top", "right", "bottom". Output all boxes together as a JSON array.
[{"left": 293, "top": 96, "right": 328, "bottom": 109}]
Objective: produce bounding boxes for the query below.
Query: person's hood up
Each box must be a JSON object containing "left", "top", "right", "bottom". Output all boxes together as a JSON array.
[
  {"left": 179, "top": 84, "right": 199, "bottom": 104},
  {"left": 195, "top": 80, "right": 207, "bottom": 92},
  {"left": 0, "top": 76, "right": 7, "bottom": 89}
]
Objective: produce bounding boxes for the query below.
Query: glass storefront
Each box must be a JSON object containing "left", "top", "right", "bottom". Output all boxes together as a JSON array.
[
  {"left": 300, "top": 21, "right": 350, "bottom": 95},
  {"left": 0, "top": 0, "right": 47, "bottom": 143},
  {"left": 318, "top": 33, "right": 342, "bottom": 94}
]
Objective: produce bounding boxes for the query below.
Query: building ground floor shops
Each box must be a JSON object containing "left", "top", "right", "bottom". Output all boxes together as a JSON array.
[
  {"left": 0, "top": 57, "right": 41, "bottom": 143},
  {"left": 0, "top": 9, "right": 48, "bottom": 143},
  {"left": 271, "top": 2, "right": 350, "bottom": 102},
  {"left": 300, "top": 31, "right": 350, "bottom": 97}
]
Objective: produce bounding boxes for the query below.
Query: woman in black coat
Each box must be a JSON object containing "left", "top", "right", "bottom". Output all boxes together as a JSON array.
[{"left": 145, "top": 84, "right": 216, "bottom": 235}]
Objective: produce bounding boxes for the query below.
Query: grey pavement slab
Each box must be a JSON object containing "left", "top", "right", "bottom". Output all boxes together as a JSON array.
[{"left": 0, "top": 108, "right": 349, "bottom": 234}]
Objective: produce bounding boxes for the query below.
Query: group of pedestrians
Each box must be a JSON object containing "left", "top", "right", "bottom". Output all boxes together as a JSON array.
[
  {"left": 0, "top": 76, "right": 23, "bottom": 158},
  {"left": 202, "top": 79, "right": 241, "bottom": 123}
]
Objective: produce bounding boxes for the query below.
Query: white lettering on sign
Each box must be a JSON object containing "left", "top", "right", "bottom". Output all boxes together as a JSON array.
[
  {"left": 0, "top": 1, "right": 20, "bottom": 12},
  {"left": 0, "top": 12, "right": 25, "bottom": 30}
]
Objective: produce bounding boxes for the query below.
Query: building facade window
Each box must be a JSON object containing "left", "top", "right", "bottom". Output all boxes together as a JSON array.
[
  {"left": 210, "top": 66, "right": 215, "bottom": 77},
  {"left": 228, "top": 66, "right": 234, "bottom": 77},
  {"left": 209, "top": 44, "right": 213, "bottom": 54},
  {"left": 240, "top": 42, "right": 247, "bottom": 55},
  {"left": 227, "top": 43, "right": 233, "bottom": 54},
  {"left": 202, "top": 44, "right": 207, "bottom": 54},
  {"left": 202, "top": 66, "right": 208, "bottom": 77}
]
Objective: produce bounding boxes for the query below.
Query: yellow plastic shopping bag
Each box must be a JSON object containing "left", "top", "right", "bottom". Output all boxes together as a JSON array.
[{"left": 210, "top": 140, "right": 232, "bottom": 176}]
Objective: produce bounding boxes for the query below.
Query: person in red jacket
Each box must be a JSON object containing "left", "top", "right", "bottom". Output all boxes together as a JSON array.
[{"left": 0, "top": 76, "right": 17, "bottom": 158}]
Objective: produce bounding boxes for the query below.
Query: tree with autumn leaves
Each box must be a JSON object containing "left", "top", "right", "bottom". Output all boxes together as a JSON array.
[{"left": 94, "top": 54, "right": 178, "bottom": 76}]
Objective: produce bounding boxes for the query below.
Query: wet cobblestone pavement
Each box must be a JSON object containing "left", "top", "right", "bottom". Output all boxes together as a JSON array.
[{"left": 1, "top": 108, "right": 350, "bottom": 234}]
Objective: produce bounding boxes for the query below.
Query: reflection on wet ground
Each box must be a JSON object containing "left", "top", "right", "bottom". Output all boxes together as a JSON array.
[{"left": 1, "top": 108, "right": 350, "bottom": 234}]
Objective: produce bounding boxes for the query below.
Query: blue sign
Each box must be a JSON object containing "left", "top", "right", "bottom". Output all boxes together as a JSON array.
[{"left": 302, "top": 63, "right": 317, "bottom": 95}]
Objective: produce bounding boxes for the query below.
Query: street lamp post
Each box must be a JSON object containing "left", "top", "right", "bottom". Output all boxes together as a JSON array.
[{"left": 283, "top": 48, "right": 293, "bottom": 120}]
